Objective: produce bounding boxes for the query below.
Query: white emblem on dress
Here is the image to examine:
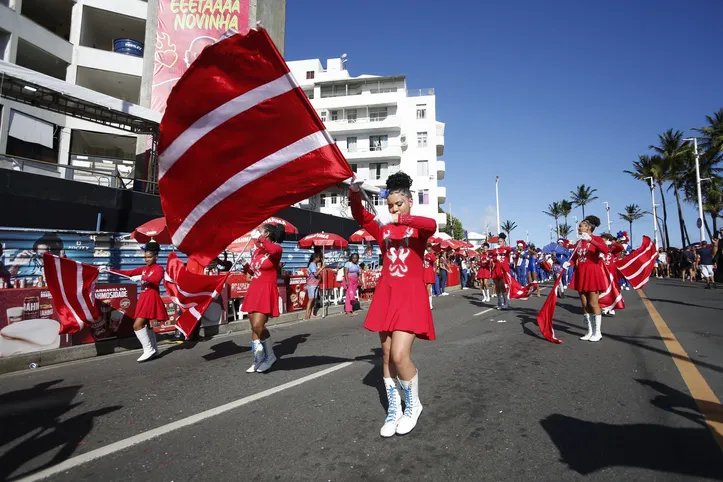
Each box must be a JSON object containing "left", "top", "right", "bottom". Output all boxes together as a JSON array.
[{"left": 387, "top": 247, "right": 410, "bottom": 278}]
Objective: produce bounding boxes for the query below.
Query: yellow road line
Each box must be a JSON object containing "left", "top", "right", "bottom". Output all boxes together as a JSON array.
[{"left": 639, "top": 289, "right": 723, "bottom": 452}]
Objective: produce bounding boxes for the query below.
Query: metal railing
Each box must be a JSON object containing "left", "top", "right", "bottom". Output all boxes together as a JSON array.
[
  {"left": 407, "top": 88, "right": 435, "bottom": 97},
  {"left": 0, "top": 154, "right": 146, "bottom": 190},
  {"left": 325, "top": 115, "right": 399, "bottom": 126}
]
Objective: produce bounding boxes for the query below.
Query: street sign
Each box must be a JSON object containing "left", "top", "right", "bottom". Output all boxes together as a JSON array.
[{"left": 697, "top": 218, "right": 702, "bottom": 229}]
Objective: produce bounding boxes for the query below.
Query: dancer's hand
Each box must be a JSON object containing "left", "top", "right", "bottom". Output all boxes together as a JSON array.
[
  {"left": 374, "top": 210, "right": 393, "bottom": 227},
  {"left": 349, "top": 179, "right": 365, "bottom": 193},
  {"left": 580, "top": 232, "right": 592, "bottom": 241},
  {"left": 562, "top": 262, "right": 570, "bottom": 270}
]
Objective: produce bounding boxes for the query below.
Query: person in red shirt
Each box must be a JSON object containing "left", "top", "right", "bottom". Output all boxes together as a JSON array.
[
  {"left": 566, "top": 216, "right": 609, "bottom": 342},
  {"left": 108, "top": 242, "right": 167, "bottom": 362},
  {"left": 349, "top": 172, "right": 436, "bottom": 437},
  {"left": 475, "top": 243, "right": 492, "bottom": 302},
  {"left": 600, "top": 233, "right": 625, "bottom": 316},
  {"left": 489, "top": 234, "right": 513, "bottom": 310},
  {"left": 423, "top": 245, "right": 437, "bottom": 310},
  {"left": 241, "top": 223, "right": 285, "bottom": 373}
]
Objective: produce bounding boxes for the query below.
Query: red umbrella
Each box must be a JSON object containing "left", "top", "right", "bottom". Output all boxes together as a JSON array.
[
  {"left": 349, "top": 229, "right": 375, "bottom": 243},
  {"left": 456, "top": 248, "right": 477, "bottom": 257},
  {"left": 298, "top": 232, "right": 348, "bottom": 249},
  {"left": 439, "top": 239, "right": 464, "bottom": 250},
  {"left": 258, "top": 217, "right": 298, "bottom": 234},
  {"left": 227, "top": 234, "right": 255, "bottom": 253},
  {"left": 428, "top": 236, "right": 443, "bottom": 244},
  {"left": 488, "top": 236, "right": 500, "bottom": 244},
  {"left": 131, "top": 217, "right": 172, "bottom": 244}
]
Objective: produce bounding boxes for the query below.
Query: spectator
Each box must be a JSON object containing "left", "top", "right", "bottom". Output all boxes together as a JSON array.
[
  {"left": 697, "top": 240, "right": 717, "bottom": 289},
  {"left": 438, "top": 252, "right": 449, "bottom": 296},
  {"left": 305, "top": 253, "right": 324, "bottom": 320}
]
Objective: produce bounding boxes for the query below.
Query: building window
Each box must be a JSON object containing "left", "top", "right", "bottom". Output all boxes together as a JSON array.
[
  {"left": 369, "top": 107, "right": 388, "bottom": 122},
  {"left": 304, "top": 89, "right": 314, "bottom": 99},
  {"left": 6, "top": 110, "right": 60, "bottom": 164},
  {"left": 369, "top": 135, "right": 388, "bottom": 151},
  {"left": 417, "top": 160, "right": 429, "bottom": 176},
  {"left": 330, "top": 110, "right": 339, "bottom": 121},
  {"left": 331, "top": 193, "right": 338, "bottom": 205},
  {"left": 417, "top": 131, "right": 428, "bottom": 147},
  {"left": 416, "top": 105, "right": 427, "bottom": 119},
  {"left": 370, "top": 162, "right": 388, "bottom": 180},
  {"left": 350, "top": 163, "right": 358, "bottom": 173},
  {"left": 306, "top": 71, "right": 315, "bottom": 79},
  {"left": 418, "top": 189, "right": 430, "bottom": 205},
  {"left": 320, "top": 111, "right": 327, "bottom": 122},
  {"left": 370, "top": 194, "right": 386, "bottom": 206},
  {"left": 347, "top": 137, "right": 357, "bottom": 152},
  {"left": 320, "top": 193, "right": 327, "bottom": 207},
  {"left": 346, "top": 109, "right": 357, "bottom": 123}
]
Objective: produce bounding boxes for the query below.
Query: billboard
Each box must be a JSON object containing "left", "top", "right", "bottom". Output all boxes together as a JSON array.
[{"left": 151, "top": 0, "right": 251, "bottom": 113}]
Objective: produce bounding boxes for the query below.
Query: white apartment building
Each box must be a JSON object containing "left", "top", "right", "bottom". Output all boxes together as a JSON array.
[
  {"left": 287, "top": 57, "right": 447, "bottom": 229},
  {"left": 0, "top": 0, "right": 149, "bottom": 185}
]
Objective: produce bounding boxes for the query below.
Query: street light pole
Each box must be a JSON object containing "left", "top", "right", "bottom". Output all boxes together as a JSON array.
[
  {"left": 684, "top": 137, "right": 706, "bottom": 243},
  {"left": 573, "top": 216, "right": 579, "bottom": 239},
  {"left": 644, "top": 176, "right": 660, "bottom": 247},
  {"left": 603, "top": 201, "right": 611, "bottom": 233}
]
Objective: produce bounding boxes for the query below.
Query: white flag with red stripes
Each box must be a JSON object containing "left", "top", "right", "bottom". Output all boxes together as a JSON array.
[
  {"left": 164, "top": 253, "right": 228, "bottom": 338},
  {"left": 42, "top": 253, "right": 100, "bottom": 335},
  {"left": 158, "top": 28, "right": 353, "bottom": 265},
  {"left": 616, "top": 235, "right": 657, "bottom": 290}
]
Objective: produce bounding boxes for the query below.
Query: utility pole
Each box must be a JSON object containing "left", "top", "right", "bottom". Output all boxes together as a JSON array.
[
  {"left": 603, "top": 201, "right": 612, "bottom": 233},
  {"left": 495, "top": 176, "right": 500, "bottom": 235}
]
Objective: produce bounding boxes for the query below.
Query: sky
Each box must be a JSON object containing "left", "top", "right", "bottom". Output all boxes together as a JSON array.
[{"left": 285, "top": 0, "right": 723, "bottom": 247}]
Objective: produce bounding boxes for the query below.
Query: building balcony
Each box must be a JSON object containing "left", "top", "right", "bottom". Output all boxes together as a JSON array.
[
  {"left": 313, "top": 90, "right": 401, "bottom": 111},
  {"left": 437, "top": 186, "right": 446, "bottom": 204},
  {"left": 436, "top": 121, "right": 445, "bottom": 156},
  {"left": 0, "top": 3, "right": 73, "bottom": 66},
  {"left": 436, "top": 212, "right": 447, "bottom": 229},
  {"left": 75, "top": 46, "right": 143, "bottom": 77},
  {"left": 436, "top": 160, "right": 446, "bottom": 180},
  {"left": 342, "top": 146, "right": 402, "bottom": 161},
  {"left": 325, "top": 115, "right": 401, "bottom": 134},
  {"left": 75, "top": 64, "right": 141, "bottom": 104}
]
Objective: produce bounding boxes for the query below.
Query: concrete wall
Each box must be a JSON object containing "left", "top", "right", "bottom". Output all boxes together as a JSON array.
[{"left": 251, "top": 0, "right": 286, "bottom": 56}]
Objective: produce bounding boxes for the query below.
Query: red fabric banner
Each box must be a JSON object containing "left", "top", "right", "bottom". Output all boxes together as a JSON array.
[
  {"left": 42, "top": 254, "right": 100, "bottom": 335},
  {"left": 616, "top": 235, "right": 658, "bottom": 290}
]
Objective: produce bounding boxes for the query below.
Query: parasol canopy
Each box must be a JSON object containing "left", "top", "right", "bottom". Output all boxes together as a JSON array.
[
  {"left": 299, "top": 232, "right": 349, "bottom": 249},
  {"left": 131, "top": 217, "right": 172, "bottom": 245},
  {"left": 349, "top": 229, "right": 375, "bottom": 243}
]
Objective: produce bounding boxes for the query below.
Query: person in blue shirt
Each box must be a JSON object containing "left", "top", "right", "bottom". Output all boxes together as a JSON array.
[{"left": 527, "top": 245, "right": 540, "bottom": 297}]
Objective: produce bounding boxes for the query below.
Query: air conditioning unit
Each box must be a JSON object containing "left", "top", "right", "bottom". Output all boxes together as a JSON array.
[{"left": 400, "top": 134, "right": 408, "bottom": 148}]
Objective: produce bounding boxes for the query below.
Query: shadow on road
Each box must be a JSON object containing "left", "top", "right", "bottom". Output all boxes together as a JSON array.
[
  {"left": 636, "top": 378, "right": 723, "bottom": 427},
  {"left": 541, "top": 378, "right": 723, "bottom": 479},
  {"left": 645, "top": 297, "right": 723, "bottom": 311},
  {"left": 0, "top": 380, "right": 122, "bottom": 481},
  {"left": 202, "top": 340, "right": 251, "bottom": 361},
  {"left": 462, "top": 294, "right": 488, "bottom": 308}
]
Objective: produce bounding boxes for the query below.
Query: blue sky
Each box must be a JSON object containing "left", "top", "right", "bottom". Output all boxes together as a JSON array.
[{"left": 285, "top": 0, "right": 723, "bottom": 247}]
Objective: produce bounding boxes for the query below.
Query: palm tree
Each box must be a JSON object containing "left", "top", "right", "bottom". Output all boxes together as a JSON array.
[
  {"left": 649, "top": 129, "right": 693, "bottom": 247},
  {"left": 543, "top": 202, "right": 562, "bottom": 235},
  {"left": 559, "top": 200, "right": 573, "bottom": 225},
  {"left": 693, "top": 108, "right": 723, "bottom": 158},
  {"left": 570, "top": 184, "right": 599, "bottom": 218},
  {"left": 624, "top": 154, "right": 671, "bottom": 249},
  {"left": 557, "top": 224, "right": 572, "bottom": 238},
  {"left": 500, "top": 220, "right": 517, "bottom": 239},
  {"left": 618, "top": 204, "right": 647, "bottom": 248}
]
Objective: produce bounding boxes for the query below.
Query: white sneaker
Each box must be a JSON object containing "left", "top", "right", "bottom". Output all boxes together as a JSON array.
[
  {"left": 134, "top": 328, "right": 157, "bottom": 362},
  {"left": 441, "top": 292, "right": 449, "bottom": 297},
  {"left": 256, "top": 339, "right": 277, "bottom": 372},
  {"left": 380, "top": 378, "right": 402, "bottom": 437},
  {"left": 246, "top": 340, "right": 264, "bottom": 373},
  {"left": 397, "top": 371, "right": 423, "bottom": 435}
]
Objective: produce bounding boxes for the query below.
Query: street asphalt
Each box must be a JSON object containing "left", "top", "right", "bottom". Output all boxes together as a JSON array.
[{"left": 1, "top": 278, "right": 722, "bottom": 481}]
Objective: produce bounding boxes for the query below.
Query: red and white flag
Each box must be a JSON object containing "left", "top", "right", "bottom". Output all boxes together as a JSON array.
[
  {"left": 164, "top": 253, "right": 228, "bottom": 338},
  {"left": 616, "top": 235, "right": 657, "bottom": 290},
  {"left": 158, "top": 28, "right": 353, "bottom": 265},
  {"left": 536, "top": 269, "right": 564, "bottom": 344},
  {"left": 42, "top": 253, "right": 100, "bottom": 334},
  {"left": 504, "top": 271, "right": 535, "bottom": 300},
  {"left": 598, "top": 262, "right": 625, "bottom": 311}
]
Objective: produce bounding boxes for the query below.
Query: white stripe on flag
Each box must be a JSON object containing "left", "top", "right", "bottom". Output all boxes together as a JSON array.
[
  {"left": 189, "top": 307, "right": 202, "bottom": 320},
  {"left": 158, "top": 73, "right": 299, "bottom": 179},
  {"left": 172, "top": 130, "right": 333, "bottom": 247},
  {"left": 76, "top": 261, "right": 94, "bottom": 321},
  {"left": 619, "top": 243, "right": 654, "bottom": 270},
  {"left": 54, "top": 257, "right": 85, "bottom": 331},
  {"left": 164, "top": 272, "right": 216, "bottom": 298},
  {"left": 168, "top": 295, "right": 198, "bottom": 310}
]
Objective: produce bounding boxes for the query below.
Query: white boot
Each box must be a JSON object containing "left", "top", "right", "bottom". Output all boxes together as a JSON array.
[
  {"left": 396, "top": 371, "right": 423, "bottom": 435},
  {"left": 147, "top": 326, "right": 158, "bottom": 352},
  {"left": 580, "top": 314, "right": 593, "bottom": 341},
  {"left": 380, "top": 377, "right": 402, "bottom": 437},
  {"left": 589, "top": 315, "right": 603, "bottom": 342},
  {"left": 134, "top": 328, "right": 157, "bottom": 362},
  {"left": 246, "top": 340, "right": 264, "bottom": 373},
  {"left": 256, "top": 339, "right": 277, "bottom": 372}
]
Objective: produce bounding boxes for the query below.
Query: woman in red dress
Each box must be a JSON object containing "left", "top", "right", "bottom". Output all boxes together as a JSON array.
[
  {"left": 489, "top": 234, "right": 513, "bottom": 310},
  {"left": 600, "top": 233, "right": 625, "bottom": 316},
  {"left": 475, "top": 242, "right": 492, "bottom": 303},
  {"left": 109, "top": 242, "right": 167, "bottom": 362},
  {"left": 566, "top": 216, "right": 609, "bottom": 342},
  {"left": 241, "top": 223, "right": 285, "bottom": 373},
  {"left": 349, "top": 172, "right": 436, "bottom": 437},
  {"left": 423, "top": 245, "right": 437, "bottom": 310}
]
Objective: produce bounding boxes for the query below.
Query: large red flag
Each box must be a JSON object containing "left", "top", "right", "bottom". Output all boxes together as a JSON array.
[
  {"left": 158, "top": 28, "right": 353, "bottom": 264},
  {"left": 42, "top": 253, "right": 100, "bottom": 335},
  {"left": 599, "top": 262, "right": 625, "bottom": 311},
  {"left": 504, "top": 271, "right": 535, "bottom": 300},
  {"left": 535, "top": 269, "right": 564, "bottom": 344},
  {"left": 164, "top": 253, "right": 229, "bottom": 338},
  {"left": 616, "top": 235, "right": 657, "bottom": 290}
]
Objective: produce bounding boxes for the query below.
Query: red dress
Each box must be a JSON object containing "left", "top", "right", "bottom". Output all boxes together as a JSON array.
[
  {"left": 569, "top": 236, "right": 609, "bottom": 292},
  {"left": 476, "top": 253, "right": 492, "bottom": 279},
  {"left": 603, "top": 242, "right": 625, "bottom": 284},
  {"left": 490, "top": 246, "right": 513, "bottom": 280},
  {"left": 241, "top": 237, "right": 282, "bottom": 317},
  {"left": 114, "top": 264, "right": 168, "bottom": 321},
  {"left": 351, "top": 192, "right": 437, "bottom": 340},
  {"left": 423, "top": 251, "right": 436, "bottom": 284}
]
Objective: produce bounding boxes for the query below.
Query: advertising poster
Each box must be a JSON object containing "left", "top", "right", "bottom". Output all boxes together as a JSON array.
[
  {"left": 151, "top": 0, "right": 251, "bottom": 113},
  {"left": 287, "top": 275, "right": 307, "bottom": 312},
  {"left": 73, "top": 284, "right": 138, "bottom": 345}
]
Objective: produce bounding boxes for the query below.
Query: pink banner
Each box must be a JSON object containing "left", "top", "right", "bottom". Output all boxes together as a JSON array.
[{"left": 152, "top": 0, "right": 250, "bottom": 113}]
